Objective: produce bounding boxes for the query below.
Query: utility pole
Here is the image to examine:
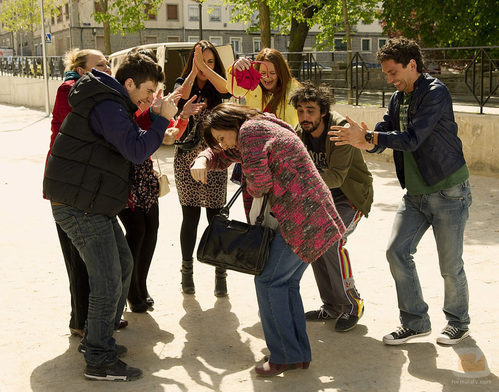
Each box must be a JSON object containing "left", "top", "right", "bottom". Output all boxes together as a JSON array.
[{"left": 40, "top": 0, "right": 50, "bottom": 115}]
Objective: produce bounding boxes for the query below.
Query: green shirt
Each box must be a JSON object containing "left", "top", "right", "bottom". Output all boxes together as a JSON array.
[{"left": 400, "top": 93, "right": 469, "bottom": 195}]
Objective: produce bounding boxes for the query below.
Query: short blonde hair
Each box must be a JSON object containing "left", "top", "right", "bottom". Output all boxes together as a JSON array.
[{"left": 63, "top": 48, "right": 104, "bottom": 72}]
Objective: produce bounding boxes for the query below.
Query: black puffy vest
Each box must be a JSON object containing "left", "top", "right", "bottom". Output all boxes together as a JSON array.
[{"left": 43, "top": 73, "right": 136, "bottom": 217}]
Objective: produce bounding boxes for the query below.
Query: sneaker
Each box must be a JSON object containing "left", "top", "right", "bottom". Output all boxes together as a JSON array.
[
  {"left": 436, "top": 325, "right": 470, "bottom": 345},
  {"left": 84, "top": 359, "right": 142, "bottom": 381},
  {"left": 335, "top": 307, "right": 364, "bottom": 332},
  {"left": 383, "top": 326, "right": 431, "bottom": 345},
  {"left": 305, "top": 307, "right": 335, "bottom": 321},
  {"left": 78, "top": 342, "right": 127, "bottom": 357}
]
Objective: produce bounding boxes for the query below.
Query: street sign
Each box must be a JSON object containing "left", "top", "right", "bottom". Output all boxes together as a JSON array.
[{"left": 45, "top": 33, "right": 52, "bottom": 44}]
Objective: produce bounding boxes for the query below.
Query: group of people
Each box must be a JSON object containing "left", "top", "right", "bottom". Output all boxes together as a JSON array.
[{"left": 42, "top": 37, "right": 472, "bottom": 381}]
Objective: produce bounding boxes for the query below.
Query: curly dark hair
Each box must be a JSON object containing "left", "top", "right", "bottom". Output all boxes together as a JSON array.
[
  {"left": 376, "top": 37, "right": 424, "bottom": 73},
  {"left": 289, "top": 82, "right": 333, "bottom": 115}
]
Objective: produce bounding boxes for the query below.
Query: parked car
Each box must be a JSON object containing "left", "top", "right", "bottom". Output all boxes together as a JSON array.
[
  {"left": 301, "top": 61, "right": 332, "bottom": 71},
  {"left": 109, "top": 42, "right": 234, "bottom": 93}
]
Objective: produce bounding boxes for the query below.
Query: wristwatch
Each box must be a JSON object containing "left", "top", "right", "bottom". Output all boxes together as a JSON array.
[{"left": 364, "top": 130, "right": 374, "bottom": 144}]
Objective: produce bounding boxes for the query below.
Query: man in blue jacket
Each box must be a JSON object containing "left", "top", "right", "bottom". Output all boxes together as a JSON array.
[
  {"left": 44, "top": 52, "right": 178, "bottom": 381},
  {"left": 330, "top": 38, "right": 471, "bottom": 346}
]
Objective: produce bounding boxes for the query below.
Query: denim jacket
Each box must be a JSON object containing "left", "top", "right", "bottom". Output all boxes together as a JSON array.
[{"left": 369, "top": 73, "right": 466, "bottom": 188}]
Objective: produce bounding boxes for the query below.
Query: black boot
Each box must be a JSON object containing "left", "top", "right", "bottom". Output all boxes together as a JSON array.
[
  {"left": 214, "top": 267, "right": 228, "bottom": 297},
  {"left": 181, "top": 260, "right": 195, "bottom": 294}
]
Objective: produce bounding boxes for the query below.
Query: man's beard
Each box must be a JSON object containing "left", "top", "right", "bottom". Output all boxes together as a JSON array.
[{"left": 301, "top": 119, "right": 321, "bottom": 133}]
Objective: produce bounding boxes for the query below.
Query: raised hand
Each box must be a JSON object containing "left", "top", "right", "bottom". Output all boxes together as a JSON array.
[
  {"left": 329, "top": 116, "right": 371, "bottom": 150},
  {"left": 233, "top": 57, "right": 251, "bottom": 72},
  {"left": 159, "top": 92, "right": 178, "bottom": 120},
  {"left": 180, "top": 95, "right": 206, "bottom": 119},
  {"left": 150, "top": 89, "right": 163, "bottom": 115},
  {"left": 163, "top": 127, "right": 179, "bottom": 145}
]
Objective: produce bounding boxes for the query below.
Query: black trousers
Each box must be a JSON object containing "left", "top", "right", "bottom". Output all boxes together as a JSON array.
[
  {"left": 118, "top": 203, "right": 159, "bottom": 305},
  {"left": 180, "top": 205, "right": 226, "bottom": 276},
  {"left": 56, "top": 223, "right": 89, "bottom": 330}
]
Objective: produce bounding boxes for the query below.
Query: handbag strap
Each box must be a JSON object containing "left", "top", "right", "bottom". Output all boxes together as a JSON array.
[
  {"left": 153, "top": 154, "right": 162, "bottom": 175},
  {"left": 230, "top": 60, "right": 269, "bottom": 100},
  {"left": 220, "top": 185, "right": 269, "bottom": 226}
]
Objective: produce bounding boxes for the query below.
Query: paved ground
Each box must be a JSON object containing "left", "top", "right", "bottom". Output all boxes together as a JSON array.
[{"left": 0, "top": 103, "right": 498, "bottom": 392}]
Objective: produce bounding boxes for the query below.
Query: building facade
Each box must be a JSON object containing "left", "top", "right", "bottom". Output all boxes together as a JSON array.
[{"left": 0, "top": 0, "right": 387, "bottom": 58}]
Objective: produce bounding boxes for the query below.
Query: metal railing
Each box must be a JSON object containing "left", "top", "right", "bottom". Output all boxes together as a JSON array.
[
  {"left": 1, "top": 46, "right": 497, "bottom": 112},
  {"left": 0, "top": 56, "right": 65, "bottom": 79},
  {"left": 244, "top": 46, "right": 498, "bottom": 113}
]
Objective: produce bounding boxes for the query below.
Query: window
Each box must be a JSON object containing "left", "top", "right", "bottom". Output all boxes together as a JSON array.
[
  {"left": 334, "top": 38, "right": 347, "bottom": 50},
  {"left": 188, "top": 5, "right": 199, "bottom": 22},
  {"left": 145, "top": 36, "right": 157, "bottom": 44},
  {"left": 209, "top": 36, "right": 223, "bottom": 45},
  {"left": 361, "top": 38, "right": 371, "bottom": 51},
  {"left": 188, "top": 36, "right": 199, "bottom": 43},
  {"left": 65, "top": 3, "right": 69, "bottom": 20},
  {"left": 230, "top": 37, "right": 242, "bottom": 53},
  {"left": 94, "top": 1, "right": 103, "bottom": 13},
  {"left": 378, "top": 38, "right": 387, "bottom": 48},
  {"left": 209, "top": 6, "right": 221, "bottom": 22},
  {"left": 57, "top": 6, "right": 63, "bottom": 22},
  {"left": 145, "top": 4, "right": 157, "bottom": 20},
  {"left": 167, "top": 4, "right": 178, "bottom": 20},
  {"left": 253, "top": 38, "right": 261, "bottom": 53},
  {"left": 167, "top": 36, "right": 180, "bottom": 42}
]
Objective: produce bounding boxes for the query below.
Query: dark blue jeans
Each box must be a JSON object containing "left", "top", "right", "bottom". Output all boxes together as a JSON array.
[
  {"left": 386, "top": 181, "right": 472, "bottom": 331},
  {"left": 254, "top": 230, "right": 311, "bottom": 365},
  {"left": 51, "top": 204, "right": 133, "bottom": 366}
]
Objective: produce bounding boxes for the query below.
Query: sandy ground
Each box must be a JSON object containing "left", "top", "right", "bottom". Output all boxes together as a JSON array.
[{"left": 0, "top": 103, "right": 498, "bottom": 392}]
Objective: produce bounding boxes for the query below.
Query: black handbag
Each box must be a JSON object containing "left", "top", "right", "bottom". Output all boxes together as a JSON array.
[{"left": 197, "top": 186, "right": 275, "bottom": 275}]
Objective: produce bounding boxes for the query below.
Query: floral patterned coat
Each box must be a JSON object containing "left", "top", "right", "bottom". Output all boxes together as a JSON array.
[{"left": 198, "top": 113, "right": 346, "bottom": 263}]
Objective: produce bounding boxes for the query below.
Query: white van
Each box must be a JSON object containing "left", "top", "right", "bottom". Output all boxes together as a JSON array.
[{"left": 109, "top": 42, "right": 234, "bottom": 93}]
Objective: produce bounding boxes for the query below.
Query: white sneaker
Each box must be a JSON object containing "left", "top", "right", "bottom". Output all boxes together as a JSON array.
[{"left": 436, "top": 325, "right": 470, "bottom": 345}]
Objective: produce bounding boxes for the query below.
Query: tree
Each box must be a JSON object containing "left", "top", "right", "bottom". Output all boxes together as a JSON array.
[
  {"left": 381, "top": 0, "right": 499, "bottom": 47},
  {"left": 0, "top": 0, "right": 60, "bottom": 55},
  {"left": 93, "top": 0, "right": 163, "bottom": 54},
  {"left": 224, "top": 0, "right": 377, "bottom": 56}
]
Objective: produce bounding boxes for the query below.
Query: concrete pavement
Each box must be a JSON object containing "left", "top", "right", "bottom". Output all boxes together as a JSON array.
[{"left": 0, "top": 103, "right": 498, "bottom": 392}]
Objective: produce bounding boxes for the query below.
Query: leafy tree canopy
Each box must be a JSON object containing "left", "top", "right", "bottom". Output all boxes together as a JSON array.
[
  {"left": 381, "top": 0, "right": 499, "bottom": 47},
  {"left": 0, "top": 0, "right": 60, "bottom": 33},
  {"left": 224, "top": 0, "right": 378, "bottom": 50}
]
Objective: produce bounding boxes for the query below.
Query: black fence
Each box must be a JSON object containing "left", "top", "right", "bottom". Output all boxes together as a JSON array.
[
  {"left": 0, "top": 56, "right": 65, "bottom": 79},
  {"left": 1, "top": 46, "right": 497, "bottom": 113},
  {"left": 244, "top": 46, "right": 499, "bottom": 113}
]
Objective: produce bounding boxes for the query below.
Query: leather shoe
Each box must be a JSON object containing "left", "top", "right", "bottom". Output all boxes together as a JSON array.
[
  {"left": 255, "top": 361, "right": 308, "bottom": 377},
  {"left": 145, "top": 296, "right": 154, "bottom": 308},
  {"left": 129, "top": 301, "right": 149, "bottom": 313},
  {"left": 262, "top": 356, "right": 310, "bottom": 369},
  {"left": 118, "top": 319, "right": 128, "bottom": 329},
  {"left": 70, "top": 328, "right": 85, "bottom": 338}
]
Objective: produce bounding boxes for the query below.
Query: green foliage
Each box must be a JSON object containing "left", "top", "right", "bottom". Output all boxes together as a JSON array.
[
  {"left": 224, "top": 0, "right": 379, "bottom": 50},
  {"left": 0, "top": 0, "right": 60, "bottom": 33},
  {"left": 381, "top": 0, "right": 499, "bottom": 47},
  {"left": 93, "top": 0, "right": 163, "bottom": 36}
]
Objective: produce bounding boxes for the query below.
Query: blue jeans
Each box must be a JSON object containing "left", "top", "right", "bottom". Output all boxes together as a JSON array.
[
  {"left": 51, "top": 204, "right": 133, "bottom": 366},
  {"left": 386, "top": 181, "right": 472, "bottom": 332},
  {"left": 254, "top": 230, "right": 311, "bottom": 365}
]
